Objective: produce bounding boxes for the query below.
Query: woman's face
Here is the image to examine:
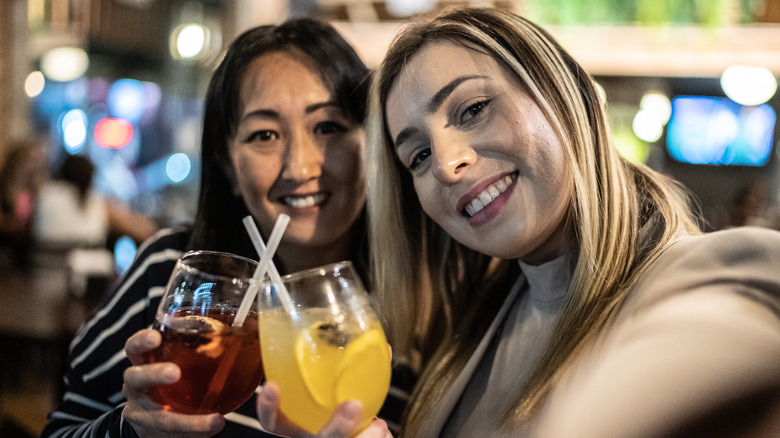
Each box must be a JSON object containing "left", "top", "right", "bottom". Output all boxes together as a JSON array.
[
  {"left": 385, "top": 40, "right": 572, "bottom": 263},
  {"left": 229, "top": 51, "right": 365, "bottom": 256}
]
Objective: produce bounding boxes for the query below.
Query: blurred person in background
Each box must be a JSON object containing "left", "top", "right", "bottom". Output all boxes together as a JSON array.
[
  {"left": 43, "top": 17, "right": 414, "bottom": 438},
  {"left": 317, "top": 7, "right": 778, "bottom": 437},
  {"left": 0, "top": 137, "right": 48, "bottom": 269},
  {"left": 33, "top": 154, "right": 157, "bottom": 250},
  {"left": 32, "top": 153, "right": 158, "bottom": 296}
]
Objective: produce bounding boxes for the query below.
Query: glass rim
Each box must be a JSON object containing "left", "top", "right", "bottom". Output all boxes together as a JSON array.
[
  {"left": 280, "top": 260, "right": 356, "bottom": 282},
  {"left": 178, "top": 250, "right": 258, "bottom": 284}
]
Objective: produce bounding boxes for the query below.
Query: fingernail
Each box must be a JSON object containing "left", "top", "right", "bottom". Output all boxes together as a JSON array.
[{"left": 164, "top": 365, "right": 179, "bottom": 381}]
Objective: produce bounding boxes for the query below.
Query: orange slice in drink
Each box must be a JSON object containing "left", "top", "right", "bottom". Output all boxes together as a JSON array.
[
  {"left": 334, "top": 329, "right": 391, "bottom": 409},
  {"left": 176, "top": 315, "right": 225, "bottom": 358},
  {"left": 295, "top": 322, "right": 342, "bottom": 408}
]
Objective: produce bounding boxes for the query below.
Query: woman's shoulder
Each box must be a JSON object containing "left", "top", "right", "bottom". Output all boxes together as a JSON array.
[
  {"left": 135, "top": 225, "right": 192, "bottom": 256},
  {"left": 121, "top": 225, "right": 191, "bottom": 279},
  {"left": 666, "top": 226, "right": 780, "bottom": 260},
  {"left": 625, "top": 226, "right": 780, "bottom": 315},
  {"left": 538, "top": 228, "right": 780, "bottom": 437}
]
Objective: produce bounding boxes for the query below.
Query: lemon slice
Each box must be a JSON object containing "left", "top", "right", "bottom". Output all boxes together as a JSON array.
[
  {"left": 295, "top": 322, "right": 343, "bottom": 408},
  {"left": 334, "top": 329, "right": 391, "bottom": 409}
]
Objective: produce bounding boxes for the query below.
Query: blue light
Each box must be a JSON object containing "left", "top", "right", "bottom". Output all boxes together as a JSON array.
[
  {"left": 166, "top": 153, "right": 191, "bottom": 183},
  {"left": 114, "top": 235, "right": 137, "bottom": 274},
  {"left": 107, "top": 79, "right": 145, "bottom": 124},
  {"left": 60, "top": 109, "right": 88, "bottom": 154},
  {"left": 666, "top": 96, "right": 776, "bottom": 166}
]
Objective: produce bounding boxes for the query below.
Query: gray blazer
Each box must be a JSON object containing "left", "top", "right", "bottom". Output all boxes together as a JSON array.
[{"left": 420, "top": 227, "right": 780, "bottom": 437}]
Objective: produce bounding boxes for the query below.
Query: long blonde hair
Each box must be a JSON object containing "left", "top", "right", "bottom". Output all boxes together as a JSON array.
[{"left": 366, "top": 7, "right": 702, "bottom": 435}]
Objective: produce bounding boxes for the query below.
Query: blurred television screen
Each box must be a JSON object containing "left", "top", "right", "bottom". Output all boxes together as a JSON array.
[{"left": 666, "top": 96, "right": 776, "bottom": 166}]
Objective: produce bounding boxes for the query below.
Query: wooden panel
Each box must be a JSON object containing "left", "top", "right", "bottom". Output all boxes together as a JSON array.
[{"left": 87, "top": 0, "right": 172, "bottom": 57}]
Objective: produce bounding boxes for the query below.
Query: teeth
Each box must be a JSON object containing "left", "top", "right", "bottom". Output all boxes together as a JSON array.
[
  {"left": 283, "top": 193, "right": 326, "bottom": 208},
  {"left": 464, "top": 174, "right": 514, "bottom": 217}
]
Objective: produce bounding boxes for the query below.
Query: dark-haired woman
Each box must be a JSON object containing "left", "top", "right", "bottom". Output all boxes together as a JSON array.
[{"left": 43, "top": 18, "right": 413, "bottom": 438}]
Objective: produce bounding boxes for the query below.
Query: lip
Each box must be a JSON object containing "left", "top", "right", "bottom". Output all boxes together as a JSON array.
[{"left": 456, "top": 171, "right": 517, "bottom": 213}]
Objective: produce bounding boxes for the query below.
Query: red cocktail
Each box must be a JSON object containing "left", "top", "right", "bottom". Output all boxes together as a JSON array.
[
  {"left": 145, "top": 250, "right": 264, "bottom": 414},
  {"left": 146, "top": 309, "right": 263, "bottom": 414}
]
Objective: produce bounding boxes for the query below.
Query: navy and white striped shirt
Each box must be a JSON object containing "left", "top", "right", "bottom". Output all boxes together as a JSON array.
[{"left": 42, "top": 227, "right": 415, "bottom": 437}]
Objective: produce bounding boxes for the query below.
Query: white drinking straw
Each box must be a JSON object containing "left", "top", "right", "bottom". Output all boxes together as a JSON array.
[
  {"left": 233, "top": 214, "right": 294, "bottom": 327},
  {"left": 241, "top": 215, "right": 287, "bottom": 299}
]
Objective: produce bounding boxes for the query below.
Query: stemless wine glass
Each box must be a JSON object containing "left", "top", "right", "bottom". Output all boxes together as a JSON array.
[
  {"left": 258, "top": 261, "right": 392, "bottom": 434},
  {"left": 145, "top": 250, "right": 264, "bottom": 415}
]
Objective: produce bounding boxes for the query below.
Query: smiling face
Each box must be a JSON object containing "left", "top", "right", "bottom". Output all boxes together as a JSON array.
[
  {"left": 229, "top": 51, "right": 365, "bottom": 267},
  {"left": 385, "top": 40, "right": 573, "bottom": 263}
]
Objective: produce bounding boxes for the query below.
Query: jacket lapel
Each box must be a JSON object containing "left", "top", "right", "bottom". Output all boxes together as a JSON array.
[{"left": 417, "top": 275, "right": 526, "bottom": 437}]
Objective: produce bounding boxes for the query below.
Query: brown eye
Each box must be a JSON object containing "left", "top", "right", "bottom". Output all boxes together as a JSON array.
[
  {"left": 409, "top": 146, "right": 431, "bottom": 170},
  {"left": 247, "top": 130, "right": 277, "bottom": 142},
  {"left": 460, "top": 99, "right": 490, "bottom": 125},
  {"left": 314, "top": 121, "right": 347, "bottom": 135}
]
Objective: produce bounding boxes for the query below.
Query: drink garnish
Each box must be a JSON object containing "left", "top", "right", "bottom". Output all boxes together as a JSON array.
[
  {"left": 295, "top": 323, "right": 390, "bottom": 411},
  {"left": 316, "top": 322, "right": 350, "bottom": 348},
  {"left": 334, "top": 329, "right": 390, "bottom": 411},
  {"left": 173, "top": 315, "right": 226, "bottom": 358}
]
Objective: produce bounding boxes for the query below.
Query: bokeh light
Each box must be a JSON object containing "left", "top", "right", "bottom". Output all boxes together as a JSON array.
[
  {"left": 61, "top": 109, "right": 89, "bottom": 154},
  {"left": 594, "top": 81, "right": 607, "bottom": 104},
  {"left": 108, "top": 79, "right": 146, "bottom": 124},
  {"left": 166, "top": 153, "right": 191, "bottom": 183},
  {"left": 113, "top": 235, "right": 138, "bottom": 275},
  {"left": 40, "top": 47, "right": 89, "bottom": 82},
  {"left": 632, "top": 109, "right": 665, "bottom": 143},
  {"left": 386, "top": 0, "right": 435, "bottom": 16},
  {"left": 24, "top": 71, "right": 46, "bottom": 97},
  {"left": 639, "top": 92, "right": 672, "bottom": 125},
  {"left": 720, "top": 65, "right": 777, "bottom": 106},
  {"left": 94, "top": 117, "right": 134, "bottom": 149},
  {"left": 666, "top": 96, "right": 775, "bottom": 166},
  {"left": 171, "top": 23, "right": 209, "bottom": 59}
]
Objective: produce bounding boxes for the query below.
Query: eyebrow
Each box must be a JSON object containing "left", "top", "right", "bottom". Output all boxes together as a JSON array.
[
  {"left": 241, "top": 101, "right": 341, "bottom": 122},
  {"left": 393, "top": 75, "right": 487, "bottom": 148}
]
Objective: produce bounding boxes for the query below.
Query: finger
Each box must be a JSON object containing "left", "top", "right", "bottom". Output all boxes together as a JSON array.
[
  {"left": 256, "top": 381, "right": 281, "bottom": 431},
  {"left": 123, "top": 363, "right": 180, "bottom": 395},
  {"left": 123, "top": 403, "right": 225, "bottom": 437},
  {"left": 125, "top": 329, "right": 161, "bottom": 364},
  {"left": 318, "top": 400, "right": 364, "bottom": 438}
]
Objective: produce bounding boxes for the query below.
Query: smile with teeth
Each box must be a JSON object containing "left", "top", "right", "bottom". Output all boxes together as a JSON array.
[
  {"left": 282, "top": 193, "right": 327, "bottom": 208},
  {"left": 464, "top": 174, "right": 514, "bottom": 217}
]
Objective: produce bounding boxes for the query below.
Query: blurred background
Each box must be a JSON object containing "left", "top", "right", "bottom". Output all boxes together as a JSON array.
[{"left": 0, "top": 0, "right": 779, "bottom": 436}]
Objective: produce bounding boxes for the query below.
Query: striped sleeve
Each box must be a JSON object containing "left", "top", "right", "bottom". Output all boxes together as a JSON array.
[{"left": 41, "top": 229, "right": 187, "bottom": 438}]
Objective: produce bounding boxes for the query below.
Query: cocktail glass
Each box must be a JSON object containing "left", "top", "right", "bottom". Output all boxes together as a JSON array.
[
  {"left": 258, "top": 261, "right": 391, "bottom": 433},
  {"left": 145, "top": 250, "right": 264, "bottom": 415}
]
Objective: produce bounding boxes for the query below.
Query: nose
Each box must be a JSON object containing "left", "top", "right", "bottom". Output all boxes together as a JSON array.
[
  {"left": 281, "top": 129, "right": 323, "bottom": 181},
  {"left": 430, "top": 134, "right": 477, "bottom": 184}
]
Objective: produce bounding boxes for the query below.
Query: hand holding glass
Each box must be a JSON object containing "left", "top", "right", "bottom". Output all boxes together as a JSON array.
[
  {"left": 144, "top": 250, "right": 264, "bottom": 414},
  {"left": 258, "top": 261, "right": 392, "bottom": 433}
]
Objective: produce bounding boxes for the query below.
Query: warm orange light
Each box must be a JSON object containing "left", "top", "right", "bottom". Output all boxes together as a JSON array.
[{"left": 94, "top": 117, "right": 133, "bottom": 149}]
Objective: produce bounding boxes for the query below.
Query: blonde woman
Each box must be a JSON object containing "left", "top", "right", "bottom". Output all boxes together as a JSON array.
[{"left": 361, "top": 7, "right": 780, "bottom": 437}]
